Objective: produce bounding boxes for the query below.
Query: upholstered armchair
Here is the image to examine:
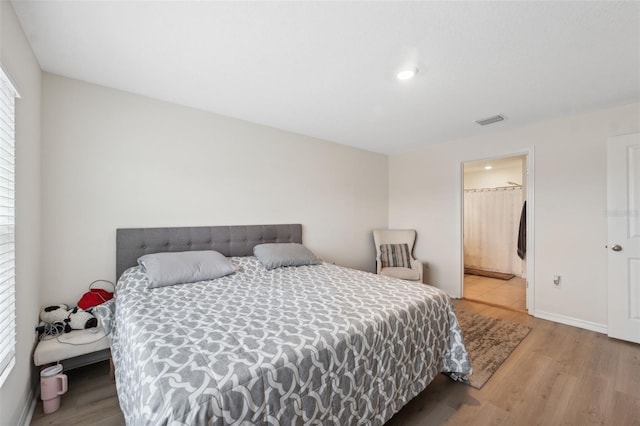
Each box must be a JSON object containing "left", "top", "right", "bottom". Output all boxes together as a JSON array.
[{"left": 373, "top": 229, "right": 423, "bottom": 282}]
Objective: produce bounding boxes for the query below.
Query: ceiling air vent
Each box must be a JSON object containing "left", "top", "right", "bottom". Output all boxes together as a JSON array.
[{"left": 475, "top": 114, "right": 505, "bottom": 126}]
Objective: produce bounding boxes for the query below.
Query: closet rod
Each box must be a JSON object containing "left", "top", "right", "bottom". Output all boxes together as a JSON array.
[{"left": 464, "top": 186, "right": 523, "bottom": 192}]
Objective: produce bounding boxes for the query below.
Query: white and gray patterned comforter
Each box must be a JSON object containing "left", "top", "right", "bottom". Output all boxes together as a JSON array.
[{"left": 97, "top": 257, "right": 471, "bottom": 425}]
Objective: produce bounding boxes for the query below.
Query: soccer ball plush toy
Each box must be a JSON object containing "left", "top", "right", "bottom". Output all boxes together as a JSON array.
[
  {"left": 37, "top": 304, "right": 98, "bottom": 335},
  {"left": 64, "top": 307, "right": 98, "bottom": 333},
  {"left": 40, "top": 304, "right": 69, "bottom": 324},
  {"left": 36, "top": 304, "right": 69, "bottom": 337}
]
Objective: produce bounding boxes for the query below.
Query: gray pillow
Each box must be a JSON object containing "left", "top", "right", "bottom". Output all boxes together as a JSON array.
[
  {"left": 253, "top": 243, "right": 321, "bottom": 270},
  {"left": 138, "top": 250, "right": 236, "bottom": 288}
]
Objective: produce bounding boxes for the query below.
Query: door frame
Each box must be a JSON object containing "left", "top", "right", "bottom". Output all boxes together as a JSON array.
[{"left": 458, "top": 148, "right": 535, "bottom": 313}]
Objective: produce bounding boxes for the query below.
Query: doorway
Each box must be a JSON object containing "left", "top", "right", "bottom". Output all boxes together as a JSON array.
[{"left": 461, "top": 154, "right": 528, "bottom": 312}]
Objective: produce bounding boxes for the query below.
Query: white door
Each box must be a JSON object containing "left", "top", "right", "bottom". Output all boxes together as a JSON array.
[{"left": 607, "top": 133, "right": 640, "bottom": 343}]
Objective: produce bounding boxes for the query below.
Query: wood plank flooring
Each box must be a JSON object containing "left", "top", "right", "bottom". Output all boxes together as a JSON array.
[
  {"left": 31, "top": 300, "right": 640, "bottom": 425},
  {"left": 389, "top": 300, "right": 640, "bottom": 425},
  {"left": 464, "top": 274, "right": 527, "bottom": 312},
  {"left": 31, "top": 359, "right": 124, "bottom": 426}
]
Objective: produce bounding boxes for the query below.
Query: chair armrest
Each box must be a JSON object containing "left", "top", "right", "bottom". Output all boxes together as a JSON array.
[
  {"left": 410, "top": 258, "right": 423, "bottom": 283},
  {"left": 376, "top": 256, "right": 382, "bottom": 274}
]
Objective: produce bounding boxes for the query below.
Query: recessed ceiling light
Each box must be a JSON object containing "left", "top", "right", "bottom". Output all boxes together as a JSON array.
[
  {"left": 397, "top": 68, "right": 418, "bottom": 80},
  {"left": 484, "top": 166, "right": 493, "bottom": 170}
]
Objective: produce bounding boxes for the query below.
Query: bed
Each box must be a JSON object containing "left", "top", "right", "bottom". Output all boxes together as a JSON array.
[{"left": 97, "top": 224, "right": 471, "bottom": 425}]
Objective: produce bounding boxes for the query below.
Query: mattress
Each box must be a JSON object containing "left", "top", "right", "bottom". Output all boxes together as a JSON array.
[
  {"left": 98, "top": 257, "right": 471, "bottom": 425},
  {"left": 33, "top": 328, "right": 110, "bottom": 366}
]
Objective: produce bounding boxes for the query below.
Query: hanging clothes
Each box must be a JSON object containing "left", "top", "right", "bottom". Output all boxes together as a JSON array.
[{"left": 517, "top": 201, "right": 527, "bottom": 259}]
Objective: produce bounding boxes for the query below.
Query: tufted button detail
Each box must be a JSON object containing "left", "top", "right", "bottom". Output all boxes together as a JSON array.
[{"left": 141, "top": 244, "right": 147, "bottom": 249}]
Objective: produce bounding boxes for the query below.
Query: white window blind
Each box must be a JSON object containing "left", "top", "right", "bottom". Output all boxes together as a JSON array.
[{"left": 0, "top": 67, "right": 17, "bottom": 388}]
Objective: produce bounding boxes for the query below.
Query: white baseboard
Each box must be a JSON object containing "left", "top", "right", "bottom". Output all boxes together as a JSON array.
[
  {"left": 534, "top": 310, "right": 608, "bottom": 334},
  {"left": 18, "top": 387, "right": 38, "bottom": 426}
]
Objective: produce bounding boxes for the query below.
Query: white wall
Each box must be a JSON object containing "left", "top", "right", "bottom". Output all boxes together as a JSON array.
[
  {"left": 464, "top": 164, "right": 523, "bottom": 190},
  {"left": 41, "top": 73, "right": 388, "bottom": 305},
  {"left": 0, "top": 1, "right": 42, "bottom": 425},
  {"left": 389, "top": 103, "right": 640, "bottom": 329}
]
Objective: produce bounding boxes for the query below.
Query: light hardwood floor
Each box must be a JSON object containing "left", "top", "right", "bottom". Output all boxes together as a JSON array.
[
  {"left": 464, "top": 274, "right": 527, "bottom": 312},
  {"left": 31, "top": 360, "right": 124, "bottom": 426},
  {"left": 31, "top": 300, "right": 640, "bottom": 426}
]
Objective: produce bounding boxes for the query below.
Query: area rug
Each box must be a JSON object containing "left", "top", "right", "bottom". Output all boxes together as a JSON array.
[
  {"left": 464, "top": 267, "right": 515, "bottom": 280},
  {"left": 456, "top": 310, "right": 531, "bottom": 389}
]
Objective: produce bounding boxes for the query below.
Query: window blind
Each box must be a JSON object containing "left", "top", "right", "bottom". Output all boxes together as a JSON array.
[{"left": 0, "top": 67, "right": 17, "bottom": 388}]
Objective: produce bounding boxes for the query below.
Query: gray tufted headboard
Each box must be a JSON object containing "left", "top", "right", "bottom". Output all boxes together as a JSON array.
[{"left": 116, "top": 224, "right": 303, "bottom": 279}]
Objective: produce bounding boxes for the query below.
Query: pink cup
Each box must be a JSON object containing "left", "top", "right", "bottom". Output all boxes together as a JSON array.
[{"left": 40, "top": 364, "right": 68, "bottom": 414}]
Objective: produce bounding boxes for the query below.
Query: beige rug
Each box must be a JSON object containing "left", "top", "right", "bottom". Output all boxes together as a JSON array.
[
  {"left": 456, "top": 310, "right": 531, "bottom": 389},
  {"left": 464, "top": 268, "right": 515, "bottom": 280}
]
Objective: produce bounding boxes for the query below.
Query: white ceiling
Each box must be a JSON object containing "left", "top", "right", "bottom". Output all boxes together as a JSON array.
[{"left": 11, "top": 1, "right": 640, "bottom": 155}]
